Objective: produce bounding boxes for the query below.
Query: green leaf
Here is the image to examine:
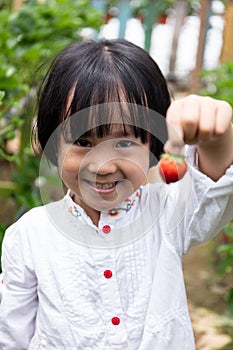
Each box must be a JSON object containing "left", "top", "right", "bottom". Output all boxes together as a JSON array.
[
  {"left": 218, "top": 254, "right": 233, "bottom": 275},
  {"left": 217, "top": 243, "right": 233, "bottom": 254},
  {"left": 0, "top": 90, "right": 5, "bottom": 101},
  {"left": 227, "top": 288, "right": 233, "bottom": 317},
  {"left": 5, "top": 131, "right": 15, "bottom": 140}
]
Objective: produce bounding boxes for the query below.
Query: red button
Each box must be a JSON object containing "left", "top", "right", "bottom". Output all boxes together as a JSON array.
[
  {"left": 111, "top": 316, "right": 120, "bottom": 325},
  {"left": 104, "top": 270, "right": 112, "bottom": 278},
  {"left": 102, "top": 225, "right": 111, "bottom": 234}
]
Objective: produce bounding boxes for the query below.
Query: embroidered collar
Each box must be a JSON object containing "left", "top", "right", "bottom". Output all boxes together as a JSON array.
[
  {"left": 107, "top": 187, "right": 142, "bottom": 217},
  {"left": 66, "top": 187, "right": 142, "bottom": 219}
]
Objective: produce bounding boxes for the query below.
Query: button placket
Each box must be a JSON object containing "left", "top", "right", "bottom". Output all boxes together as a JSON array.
[
  {"left": 97, "top": 219, "right": 125, "bottom": 336},
  {"left": 101, "top": 259, "right": 123, "bottom": 331}
]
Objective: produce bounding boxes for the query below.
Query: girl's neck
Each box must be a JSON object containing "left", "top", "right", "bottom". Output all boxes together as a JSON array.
[{"left": 72, "top": 194, "right": 101, "bottom": 227}]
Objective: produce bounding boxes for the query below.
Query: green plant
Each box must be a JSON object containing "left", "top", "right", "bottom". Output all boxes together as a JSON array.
[
  {"left": 0, "top": 224, "right": 7, "bottom": 272},
  {"left": 217, "top": 222, "right": 233, "bottom": 316},
  {"left": 201, "top": 61, "right": 233, "bottom": 316},
  {"left": 200, "top": 61, "right": 233, "bottom": 108}
]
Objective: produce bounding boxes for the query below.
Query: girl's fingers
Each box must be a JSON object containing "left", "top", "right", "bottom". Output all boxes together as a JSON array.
[
  {"left": 179, "top": 95, "right": 200, "bottom": 143},
  {"left": 165, "top": 100, "right": 185, "bottom": 155},
  {"left": 214, "top": 100, "right": 232, "bottom": 136},
  {"left": 198, "top": 97, "right": 216, "bottom": 142},
  {"left": 165, "top": 96, "right": 232, "bottom": 154}
]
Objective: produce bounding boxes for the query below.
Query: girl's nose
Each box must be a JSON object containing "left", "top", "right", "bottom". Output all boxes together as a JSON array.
[
  {"left": 85, "top": 141, "right": 118, "bottom": 175},
  {"left": 87, "top": 159, "right": 118, "bottom": 175}
]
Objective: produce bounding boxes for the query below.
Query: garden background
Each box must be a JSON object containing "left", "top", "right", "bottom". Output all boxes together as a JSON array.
[{"left": 0, "top": 0, "right": 233, "bottom": 348}]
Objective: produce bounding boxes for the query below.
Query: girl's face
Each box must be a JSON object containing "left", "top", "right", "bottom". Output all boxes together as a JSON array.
[{"left": 58, "top": 126, "right": 150, "bottom": 225}]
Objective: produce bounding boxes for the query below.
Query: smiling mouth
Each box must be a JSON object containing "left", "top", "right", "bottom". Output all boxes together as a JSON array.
[
  {"left": 85, "top": 180, "right": 120, "bottom": 194},
  {"left": 87, "top": 181, "right": 118, "bottom": 189}
]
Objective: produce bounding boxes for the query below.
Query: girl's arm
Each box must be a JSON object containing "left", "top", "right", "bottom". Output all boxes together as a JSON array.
[
  {"left": 165, "top": 95, "right": 233, "bottom": 181},
  {"left": 0, "top": 224, "right": 38, "bottom": 349}
]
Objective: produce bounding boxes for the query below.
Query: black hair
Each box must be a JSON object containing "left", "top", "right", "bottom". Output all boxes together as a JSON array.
[{"left": 34, "top": 38, "right": 171, "bottom": 166}]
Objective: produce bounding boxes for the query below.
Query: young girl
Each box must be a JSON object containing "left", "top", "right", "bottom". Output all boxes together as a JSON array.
[{"left": 0, "top": 38, "right": 233, "bottom": 349}]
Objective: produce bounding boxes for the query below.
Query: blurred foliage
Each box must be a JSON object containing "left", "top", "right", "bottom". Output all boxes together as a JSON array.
[
  {"left": 201, "top": 62, "right": 233, "bottom": 316},
  {"left": 217, "top": 222, "right": 233, "bottom": 275},
  {"left": 0, "top": 0, "right": 103, "bottom": 271},
  {"left": 201, "top": 61, "right": 233, "bottom": 108},
  {"left": 217, "top": 222, "right": 233, "bottom": 317},
  {"left": 0, "top": 224, "right": 7, "bottom": 272}
]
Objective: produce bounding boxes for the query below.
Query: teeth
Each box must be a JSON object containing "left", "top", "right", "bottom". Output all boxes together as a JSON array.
[{"left": 89, "top": 181, "right": 116, "bottom": 189}]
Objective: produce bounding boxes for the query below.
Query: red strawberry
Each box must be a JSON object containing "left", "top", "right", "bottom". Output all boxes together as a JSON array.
[{"left": 158, "top": 154, "right": 187, "bottom": 184}]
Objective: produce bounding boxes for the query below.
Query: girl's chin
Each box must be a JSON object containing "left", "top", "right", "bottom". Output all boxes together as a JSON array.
[
  {"left": 82, "top": 197, "right": 123, "bottom": 212},
  {"left": 73, "top": 181, "right": 135, "bottom": 212},
  {"left": 74, "top": 192, "right": 126, "bottom": 213}
]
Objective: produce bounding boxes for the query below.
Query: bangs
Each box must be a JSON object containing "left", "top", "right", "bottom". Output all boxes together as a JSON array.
[
  {"left": 61, "top": 43, "right": 154, "bottom": 142},
  {"left": 62, "top": 102, "right": 152, "bottom": 145}
]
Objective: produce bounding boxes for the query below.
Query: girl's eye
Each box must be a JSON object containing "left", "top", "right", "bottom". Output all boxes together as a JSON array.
[
  {"left": 116, "top": 140, "right": 134, "bottom": 148},
  {"left": 74, "top": 139, "right": 92, "bottom": 147}
]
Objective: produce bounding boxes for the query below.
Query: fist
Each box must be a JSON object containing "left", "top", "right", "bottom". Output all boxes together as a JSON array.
[{"left": 165, "top": 95, "right": 232, "bottom": 155}]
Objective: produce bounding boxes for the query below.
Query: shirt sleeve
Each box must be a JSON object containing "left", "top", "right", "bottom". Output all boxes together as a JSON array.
[
  {"left": 163, "top": 145, "right": 233, "bottom": 254},
  {"left": 0, "top": 222, "right": 38, "bottom": 349}
]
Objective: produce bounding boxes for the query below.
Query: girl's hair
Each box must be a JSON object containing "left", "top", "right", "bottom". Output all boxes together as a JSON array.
[{"left": 34, "top": 38, "right": 171, "bottom": 166}]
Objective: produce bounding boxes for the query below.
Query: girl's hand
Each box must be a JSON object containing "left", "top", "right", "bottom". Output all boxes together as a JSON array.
[{"left": 165, "top": 95, "right": 233, "bottom": 180}]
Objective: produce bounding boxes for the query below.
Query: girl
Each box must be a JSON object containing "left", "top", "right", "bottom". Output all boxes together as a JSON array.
[{"left": 0, "top": 39, "right": 233, "bottom": 349}]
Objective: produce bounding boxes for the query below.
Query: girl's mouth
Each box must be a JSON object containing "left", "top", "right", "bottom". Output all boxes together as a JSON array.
[{"left": 85, "top": 180, "right": 119, "bottom": 194}]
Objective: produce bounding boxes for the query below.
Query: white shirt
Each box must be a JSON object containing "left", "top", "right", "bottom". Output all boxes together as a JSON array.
[{"left": 0, "top": 148, "right": 233, "bottom": 350}]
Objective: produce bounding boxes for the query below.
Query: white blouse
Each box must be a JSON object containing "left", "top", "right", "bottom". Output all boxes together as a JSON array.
[{"left": 0, "top": 148, "right": 233, "bottom": 350}]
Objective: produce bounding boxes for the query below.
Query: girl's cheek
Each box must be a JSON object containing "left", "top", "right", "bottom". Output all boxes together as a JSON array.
[
  {"left": 62, "top": 159, "right": 80, "bottom": 174},
  {"left": 57, "top": 153, "right": 80, "bottom": 177},
  {"left": 132, "top": 148, "right": 150, "bottom": 169}
]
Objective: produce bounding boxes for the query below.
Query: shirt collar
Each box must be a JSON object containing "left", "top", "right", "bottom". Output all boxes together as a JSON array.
[{"left": 65, "top": 187, "right": 143, "bottom": 221}]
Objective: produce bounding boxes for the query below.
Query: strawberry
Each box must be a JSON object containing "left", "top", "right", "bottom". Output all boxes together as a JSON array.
[{"left": 158, "top": 154, "right": 187, "bottom": 184}]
